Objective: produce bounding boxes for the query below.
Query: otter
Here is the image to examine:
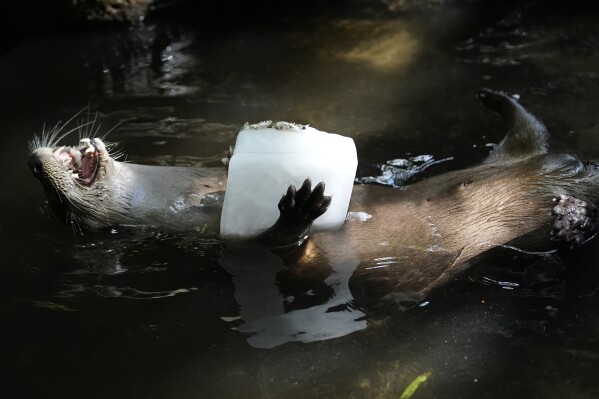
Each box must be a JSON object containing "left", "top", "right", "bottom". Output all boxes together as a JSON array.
[{"left": 28, "top": 89, "right": 599, "bottom": 301}]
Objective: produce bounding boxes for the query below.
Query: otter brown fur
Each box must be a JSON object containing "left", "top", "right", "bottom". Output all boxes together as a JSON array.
[
  {"left": 290, "top": 153, "right": 599, "bottom": 302},
  {"left": 29, "top": 89, "right": 599, "bottom": 300},
  {"left": 29, "top": 131, "right": 227, "bottom": 233},
  {"left": 254, "top": 89, "right": 599, "bottom": 301}
]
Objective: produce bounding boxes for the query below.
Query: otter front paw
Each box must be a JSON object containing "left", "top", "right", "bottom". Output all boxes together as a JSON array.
[
  {"left": 552, "top": 194, "right": 599, "bottom": 246},
  {"left": 256, "top": 179, "right": 331, "bottom": 248},
  {"left": 278, "top": 179, "right": 332, "bottom": 226}
]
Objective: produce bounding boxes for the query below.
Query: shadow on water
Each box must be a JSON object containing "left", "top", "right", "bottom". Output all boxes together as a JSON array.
[{"left": 2, "top": 0, "right": 599, "bottom": 398}]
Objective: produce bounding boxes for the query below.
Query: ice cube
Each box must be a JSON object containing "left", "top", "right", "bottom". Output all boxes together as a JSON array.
[{"left": 220, "top": 121, "right": 357, "bottom": 238}]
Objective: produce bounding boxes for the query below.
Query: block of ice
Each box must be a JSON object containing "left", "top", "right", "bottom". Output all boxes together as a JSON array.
[{"left": 220, "top": 121, "right": 358, "bottom": 238}]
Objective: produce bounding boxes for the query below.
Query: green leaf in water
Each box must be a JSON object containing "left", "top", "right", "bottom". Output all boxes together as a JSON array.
[
  {"left": 20, "top": 300, "right": 78, "bottom": 312},
  {"left": 399, "top": 371, "right": 431, "bottom": 399}
]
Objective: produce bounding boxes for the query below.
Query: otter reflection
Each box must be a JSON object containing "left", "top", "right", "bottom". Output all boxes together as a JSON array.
[{"left": 221, "top": 243, "right": 366, "bottom": 349}]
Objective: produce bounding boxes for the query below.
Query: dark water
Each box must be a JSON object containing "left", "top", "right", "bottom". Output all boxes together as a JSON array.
[{"left": 2, "top": 1, "right": 599, "bottom": 398}]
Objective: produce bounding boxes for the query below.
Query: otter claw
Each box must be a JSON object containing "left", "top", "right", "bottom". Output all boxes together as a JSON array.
[
  {"left": 278, "top": 179, "right": 332, "bottom": 225},
  {"left": 257, "top": 179, "right": 332, "bottom": 248},
  {"left": 279, "top": 185, "right": 297, "bottom": 212},
  {"left": 552, "top": 194, "right": 599, "bottom": 247}
]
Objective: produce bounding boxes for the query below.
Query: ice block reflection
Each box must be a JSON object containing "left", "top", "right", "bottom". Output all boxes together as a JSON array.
[{"left": 220, "top": 243, "right": 366, "bottom": 349}]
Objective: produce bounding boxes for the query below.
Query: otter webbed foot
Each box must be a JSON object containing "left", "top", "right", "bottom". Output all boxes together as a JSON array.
[
  {"left": 552, "top": 194, "right": 599, "bottom": 247},
  {"left": 256, "top": 179, "right": 332, "bottom": 248}
]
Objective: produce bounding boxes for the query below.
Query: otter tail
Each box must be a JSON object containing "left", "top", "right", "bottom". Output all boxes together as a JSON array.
[{"left": 478, "top": 88, "right": 549, "bottom": 164}]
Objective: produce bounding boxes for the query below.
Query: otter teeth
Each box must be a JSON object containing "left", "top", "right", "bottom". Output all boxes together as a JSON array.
[{"left": 68, "top": 147, "right": 82, "bottom": 162}]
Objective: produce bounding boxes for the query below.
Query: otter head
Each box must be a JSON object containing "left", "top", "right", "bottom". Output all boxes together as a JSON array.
[{"left": 29, "top": 137, "right": 114, "bottom": 230}]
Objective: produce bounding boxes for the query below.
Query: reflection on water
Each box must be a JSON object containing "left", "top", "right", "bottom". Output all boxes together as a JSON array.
[
  {"left": 3, "top": 1, "right": 599, "bottom": 398},
  {"left": 455, "top": 4, "right": 564, "bottom": 68},
  {"left": 221, "top": 243, "right": 366, "bottom": 348},
  {"left": 92, "top": 286, "right": 199, "bottom": 299},
  {"left": 95, "top": 23, "right": 199, "bottom": 98},
  {"left": 470, "top": 248, "right": 567, "bottom": 299},
  {"left": 42, "top": 230, "right": 224, "bottom": 301},
  {"left": 324, "top": 20, "right": 420, "bottom": 71}
]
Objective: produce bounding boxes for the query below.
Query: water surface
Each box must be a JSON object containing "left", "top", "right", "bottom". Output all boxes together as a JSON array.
[{"left": 2, "top": 1, "right": 599, "bottom": 398}]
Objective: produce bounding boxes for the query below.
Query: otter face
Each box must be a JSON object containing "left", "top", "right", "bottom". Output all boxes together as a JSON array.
[{"left": 29, "top": 137, "right": 112, "bottom": 230}]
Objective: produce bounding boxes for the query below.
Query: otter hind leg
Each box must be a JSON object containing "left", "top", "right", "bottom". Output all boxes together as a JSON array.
[
  {"left": 256, "top": 179, "right": 332, "bottom": 248},
  {"left": 478, "top": 88, "right": 549, "bottom": 163},
  {"left": 552, "top": 194, "right": 599, "bottom": 247}
]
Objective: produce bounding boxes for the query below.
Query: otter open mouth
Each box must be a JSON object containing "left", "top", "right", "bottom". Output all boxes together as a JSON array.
[{"left": 53, "top": 138, "right": 101, "bottom": 186}]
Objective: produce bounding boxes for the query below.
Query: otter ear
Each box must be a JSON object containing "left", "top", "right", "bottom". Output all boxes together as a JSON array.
[{"left": 478, "top": 88, "right": 549, "bottom": 164}]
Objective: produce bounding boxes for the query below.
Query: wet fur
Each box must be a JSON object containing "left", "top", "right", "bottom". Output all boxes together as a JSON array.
[
  {"left": 29, "top": 89, "right": 599, "bottom": 301},
  {"left": 296, "top": 153, "right": 599, "bottom": 302},
  {"left": 282, "top": 89, "right": 599, "bottom": 302},
  {"left": 29, "top": 130, "right": 227, "bottom": 232}
]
